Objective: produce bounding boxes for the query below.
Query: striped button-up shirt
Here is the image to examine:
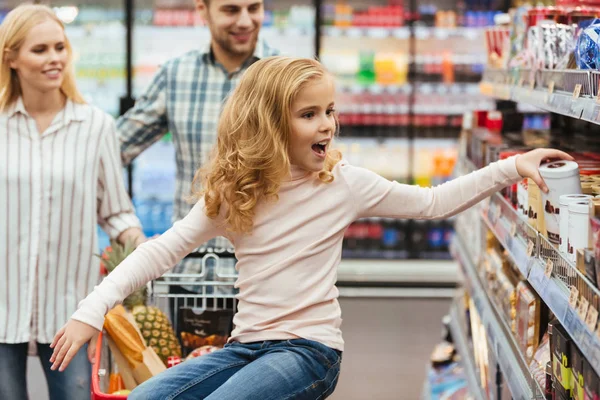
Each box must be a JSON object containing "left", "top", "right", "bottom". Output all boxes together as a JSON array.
[
  {"left": 0, "top": 98, "right": 141, "bottom": 343},
  {"left": 118, "top": 40, "right": 278, "bottom": 285}
]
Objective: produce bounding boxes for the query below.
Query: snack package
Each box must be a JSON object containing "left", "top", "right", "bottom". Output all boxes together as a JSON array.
[
  {"left": 516, "top": 282, "right": 541, "bottom": 363},
  {"left": 572, "top": 344, "right": 585, "bottom": 400},
  {"left": 528, "top": 178, "right": 547, "bottom": 237},
  {"left": 551, "top": 321, "right": 573, "bottom": 398},
  {"left": 584, "top": 357, "right": 600, "bottom": 400},
  {"left": 178, "top": 308, "right": 234, "bottom": 357},
  {"left": 530, "top": 333, "right": 551, "bottom": 390}
]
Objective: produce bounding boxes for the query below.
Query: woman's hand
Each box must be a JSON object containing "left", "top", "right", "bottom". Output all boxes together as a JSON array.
[
  {"left": 49, "top": 319, "right": 100, "bottom": 371},
  {"left": 515, "top": 148, "right": 574, "bottom": 193}
]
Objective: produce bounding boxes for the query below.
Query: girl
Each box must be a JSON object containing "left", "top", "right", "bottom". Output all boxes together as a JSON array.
[
  {"left": 51, "top": 56, "right": 569, "bottom": 399},
  {"left": 0, "top": 5, "right": 144, "bottom": 399}
]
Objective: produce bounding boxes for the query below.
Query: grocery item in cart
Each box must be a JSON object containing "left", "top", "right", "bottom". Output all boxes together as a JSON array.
[
  {"left": 103, "top": 305, "right": 166, "bottom": 385},
  {"left": 186, "top": 345, "right": 220, "bottom": 360},
  {"left": 100, "top": 241, "right": 182, "bottom": 366},
  {"left": 178, "top": 308, "right": 233, "bottom": 357}
]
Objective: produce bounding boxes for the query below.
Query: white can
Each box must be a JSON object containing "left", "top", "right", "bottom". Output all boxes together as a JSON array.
[
  {"left": 568, "top": 200, "right": 592, "bottom": 262},
  {"left": 559, "top": 194, "right": 593, "bottom": 255},
  {"left": 539, "top": 161, "right": 581, "bottom": 246}
]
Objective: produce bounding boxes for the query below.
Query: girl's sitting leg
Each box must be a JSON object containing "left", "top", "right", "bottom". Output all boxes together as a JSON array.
[
  {"left": 128, "top": 342, "right": 254, "bottom": 400},
  {"left": 205, "top": 339, "right": 342, "bottom": 400},
  {"left": 129, "top": 339, "right": 342, "bottom": 400}
]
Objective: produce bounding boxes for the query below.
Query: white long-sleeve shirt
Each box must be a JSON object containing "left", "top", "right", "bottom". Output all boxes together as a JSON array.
[
  {"left": 72, "top": 157, "right": 521, "bottom": 351},
  {"left": 0, "top": 98, "right": 141, "bottom": 343}
]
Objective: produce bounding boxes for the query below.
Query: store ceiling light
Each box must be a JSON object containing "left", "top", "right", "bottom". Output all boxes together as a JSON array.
[{"left": 54, "top": 6, "right": 79, "bottom": 24}]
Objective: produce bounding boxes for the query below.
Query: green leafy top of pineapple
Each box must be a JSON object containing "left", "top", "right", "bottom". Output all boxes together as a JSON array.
[
  {"left": 97, "top": 239, "right": 146, "bottom": 308},
  {"left": 98, "top": 239, "right": 136, "bottom": 272}
]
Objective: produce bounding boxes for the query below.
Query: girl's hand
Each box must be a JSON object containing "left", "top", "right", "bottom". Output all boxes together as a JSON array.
[
  {"left": 49, "top": 319, "right": 100, "bottom": 371},
  {"left": 515, "top": 148, "right": 574, "bottom": 193}
]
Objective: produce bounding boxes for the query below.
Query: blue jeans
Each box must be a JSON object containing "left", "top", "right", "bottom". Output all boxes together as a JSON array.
[
  {"left": 0, "top": 342, "right": 91, "bottom": 400},
  {"left": 130, "top": 339, "right": 342, "bottom": 400}
]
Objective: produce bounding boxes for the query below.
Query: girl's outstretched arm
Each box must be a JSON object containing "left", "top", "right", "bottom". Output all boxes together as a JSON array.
[
  {"left": 343, "top": 148, "right": 572, "bottom": 221},
  {"left": 49, "top": 198, "right": 225, "bottom": 371}
]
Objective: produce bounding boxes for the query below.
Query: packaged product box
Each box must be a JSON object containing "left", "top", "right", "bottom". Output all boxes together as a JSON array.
[
  {"left": 528, "top": 178, "right": 547, "bottom": 238},
  {"left": 583, "top": 357, "right": 600, "bottom": 400},
  {"left": 516, "top": 282, "right": 541, "bottom": 362},
  {"left": 551, "top": 322, "right": 573, "bottom": 398},
  {"left": 178, "top": 308, "right": 234, "bottom": 357},
  {"left": 572, "top": 344, "right": 585, "bottom": 400}
]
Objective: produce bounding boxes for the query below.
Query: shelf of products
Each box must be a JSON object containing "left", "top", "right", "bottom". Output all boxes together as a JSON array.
[
  {"left": 480, "top": 69, "right": 600, "bottom": 127},
  {"left": 452, "top": 105, "right": 600, "bottom": 399},
  {"left": 452, "top": 231, "right": 544, "bottom": 400},
  {"left": 448, "top": 296, "right": 487, "bottom": 400},
  {"left": 481, "top": 190, "right": 600, "bottom": 379}
]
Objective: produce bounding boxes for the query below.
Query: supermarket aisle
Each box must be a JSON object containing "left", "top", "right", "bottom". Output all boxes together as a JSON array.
[
  {"left": 331, "top": 296, "right": 452, "bottom": 400},
  {"left": 26, "top": 295, "right": 451, "bottom": 400}
]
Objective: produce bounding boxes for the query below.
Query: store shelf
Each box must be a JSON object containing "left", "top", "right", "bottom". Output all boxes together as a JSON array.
[
  {"left": 337, "top": 259, "right": 458, "bottom": 284},
  {"left": 452, "top": 232, "right": 544, "bottom": 400},
  {"left": 324, "top": 26, "right": 410, "bottom": 39},
  {"left": 448, "top": 297, "right": 486, "bottom": 400},
  {"left": 480, "top": 68, "right": 600, "bottom": 124},
  {"left": 323, "top": 26, "right": 482, "bottom": 40},
  {"left": 480, "top": 190, "right": 600, "bottom": 378}
]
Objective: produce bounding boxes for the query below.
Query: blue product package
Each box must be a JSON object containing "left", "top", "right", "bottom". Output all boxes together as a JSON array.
[{"left": 576, "top": 20, "right": 600, "bottom": 69}]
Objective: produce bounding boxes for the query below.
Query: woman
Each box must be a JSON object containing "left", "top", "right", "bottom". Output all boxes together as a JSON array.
[{"left": 0, "top": 5, "right": 145, "bottom": 399}]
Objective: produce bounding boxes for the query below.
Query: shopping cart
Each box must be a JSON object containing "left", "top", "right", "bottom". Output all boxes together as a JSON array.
[{"left": 91, "top": 251, "right": 238, "bottom": 399}]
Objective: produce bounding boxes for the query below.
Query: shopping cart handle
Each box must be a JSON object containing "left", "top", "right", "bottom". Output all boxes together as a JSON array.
[{"left": 185, "top": 249, "right": 236, "bottom": 259}]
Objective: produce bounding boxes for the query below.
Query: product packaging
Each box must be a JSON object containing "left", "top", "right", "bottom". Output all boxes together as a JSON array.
[
  {"left": 583, "top": 357, "right": 600, "bottom": 400},
  {"left": 516, "top": 281, "right": 541, "bottom": 362},
  {"left": 559, "top": 194, "right": 593, "bottom": 255},
  {"left": 573, "top": 344, "right": 585, "bottom": 400},
  {"left": 568, "top": 200, "right": 593, "bottom": 262},
  {"left": 539, "top": 161, "right": 581, "bottom": 247},
  {"left": 178, "top": 308, "right": 234, "bottom": 358},
  {"left": 551, "top": 322, "right": 573, "bottom": 398},
  {"left": 529, "top": 178, "right": 546, "bottom": 237}
]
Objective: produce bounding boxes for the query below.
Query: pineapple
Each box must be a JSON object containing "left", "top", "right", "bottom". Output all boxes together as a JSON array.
[{"left": 100, "top": 240, "right": 182, "bottom": 366}]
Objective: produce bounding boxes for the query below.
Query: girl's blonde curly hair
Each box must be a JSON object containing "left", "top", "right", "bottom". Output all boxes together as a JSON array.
[{"left": 191, "top": 56, "right": 342, "bottom": 234}]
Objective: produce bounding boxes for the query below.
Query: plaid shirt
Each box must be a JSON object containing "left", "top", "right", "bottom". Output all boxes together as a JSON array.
[{"left": 118, "top": 40, "right": 279, "bottom": 289}]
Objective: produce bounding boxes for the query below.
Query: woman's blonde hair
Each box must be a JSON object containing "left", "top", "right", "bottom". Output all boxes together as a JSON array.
[
  {"left": 193, "top": 56, "right": 342, "bottom": 234},
  {"left": 0, "top": 4, "right": 85, "bottom": 111}
]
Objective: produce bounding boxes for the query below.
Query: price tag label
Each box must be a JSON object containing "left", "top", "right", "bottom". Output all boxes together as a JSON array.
[
  {"left": 527, "top": 240, "right": 535, "bottom": 258},
  {"left": 579, "top": 297, "right": 590, "bottom": 320},
  {"left": 510, "top": 221, "right": 517, "bottom": 237},
  {"left": 548, "top": 81, "right": 555, "bottom": 94},
  {"left": 570, "top": 286, "right": 579, "bottom": 308},
  {"left": 587, "top": 306, "right": 599, "bottom": 332},
  {"left": 573, "top": 84, "right": 582, "bottom": 99},
  {"left": 545, "top": 258, "right": 554, "bottom": 278}
]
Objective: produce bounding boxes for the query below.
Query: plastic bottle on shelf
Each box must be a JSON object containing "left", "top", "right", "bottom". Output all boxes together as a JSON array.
[{"left": 357, "top": 51, "right": 376, "bottom": 86}]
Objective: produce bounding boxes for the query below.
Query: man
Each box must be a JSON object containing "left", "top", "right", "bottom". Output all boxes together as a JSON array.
[{"left": 118, "top": 0, "right": 278, "bottom": 303}]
